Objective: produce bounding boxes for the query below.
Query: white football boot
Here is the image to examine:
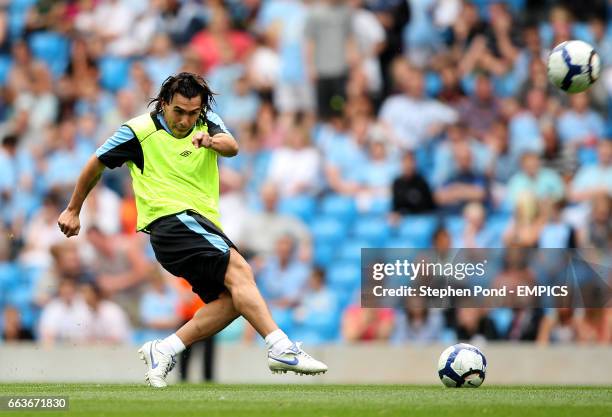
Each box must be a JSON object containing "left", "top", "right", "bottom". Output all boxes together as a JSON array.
[
  {"left": 268, "top": 342, "right": 328, "bottom": 375},
  {"left": 138, "top": 340, "right": 177, "bottom": 388}
]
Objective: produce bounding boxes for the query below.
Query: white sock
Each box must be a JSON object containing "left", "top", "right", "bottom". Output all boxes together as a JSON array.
[
  {"left": 265, "top": 329, "right": 293, "bottom": 355},
  {"left": 156, "top": 334, "right": 186, "bottom": 356}
]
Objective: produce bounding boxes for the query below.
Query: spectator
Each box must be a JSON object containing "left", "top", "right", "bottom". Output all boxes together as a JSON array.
[
  {"left": 257, "top": 234, "right": 310, "bottom": 308},
  {"left": 267, "top": 123, "right": 321, "bottom": 197},
  {"left": 139, "top": 269, "right": 181, "bottom": 340},
  {"left": 257, "top": 234, "right": 311, "bottom": 332},
  {"left": 435, "top": 143, "right": 489, "bottom": 214},
  {"left": 457, "top": 73, "right": 501, "bottom": 140},
  {"left": 580, "top": 194, "right": 612, "bottom": 250},
  {"left": 390, "top": 151, "right": 436, "bottom": 218},
  {"left": 538, "top": 200, "right": 577, "bottom": 248},
  {"left": 246, "top": 34, "right": 280, "bottom": 98},
  {"left": 453, "top": 202, "right": 497, "bottom": 248},
  {"left": 391, "top": 296, "right": 444, "bottom": 344},
  {"left": 2, "top": 306, "right": 34, "bottom": 342},
  {"left": 322, "top": 115, "right": 368, "bottom": 196},
  {"left": 293, "top": 267, "right": 341, "bottom": 344},
  {"left": 349, "top": 0, "right": 386, "bottom": 97},
  {"left": 506, "top": 152, "right": 565, "bottom": 208},
  {"left": 256, "top": 0, "right": 313, "bottom": 118},
  {"left": 355, "top": 138, "right": 399, "bottom": 211},
  {"left": 42, "top": 117, "right": 94, "bottom": 200},
  {"left": 539, "top": 121, "right": 577, "bottom": 178},
  {"left": 484, "top": 121, "right": 519, "bottom": 205},
  {"left": 503, "top": 192, "right": 545, "bottom": 248},
  {"left": 305, "top": 0, "right": 355, "bottom": 119},
  {"left": 450, "top": 307, "right": 498, "bottom": 344},
  {"left": 433, "top": 121, "right": 492, "bottom": 187},
  {"left": 557, "top": 92, "right": 605, "bottom": 148},
  {"left": 0, "top": 133, "right": 36, "bottom": 233},
  {"left": 81, "top": 281, "right": 132, "bottom": 344},
  {"left": 12, "top": 62, "right": 58, "bottom": 141},
  {"left": 493, "top": 251, "right": 544, "bottom": 341},
  {"left": 189, "top": 6, "right": 254, "bottom": 74},
  {"left": 569, "top": 140, "right": 612, "bottom": 204},
  {"left": 436, "top": 62, "right": 467, "bottom": 106},
  {"left": 379, "top": 66, "right": 458, "bottom": 149},
  {"left": 508, "top": 89, "right": 552, "bottom": 157},
  {"left": 79, "top": 186, "right": 122, "bottom": 236},
  {"left": 100, "top": 89, "right": 141, "bottom": 143},
  {"left": 371, "top": 0, "right": 409, "bottom": 96},
  {"left": 142, "top": 33, "right": 183, "bottom": 88},
  {"left": 537, "top": 308, "right": 580, "bottom": 345},
  {"left": 220, "top": 75, "right": 261, "bottom": 133},
  {"left": 157, "top": 0, "right": 207, "bottom": 45},
  {"left": 84, "top": 227, "right": 153, "bottom": 324},
  {"left": 34, "top": 241, "right": 94, "bottom": 308},
  {"left": 89, "top": 0, "right": 138, "bottom": 56},
  {"left": 342, "top": 306, "right": 395, "bottom": 343},
  {"left": 19, "top": 193, "right": 66, "bottom": 269},
  {"left": 38, "top": 278, "right": 91, "bottom": 346},
  {"left": 240, "top": 184, "right": 311, "bottom": 259},
  {"left": 575, "top": 308, "right": 611, "bottom": 344}
]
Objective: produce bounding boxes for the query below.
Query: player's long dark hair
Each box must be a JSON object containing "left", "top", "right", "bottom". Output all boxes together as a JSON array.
[{"left": 149, "top": 72, "right": 216, "bottom": 127}]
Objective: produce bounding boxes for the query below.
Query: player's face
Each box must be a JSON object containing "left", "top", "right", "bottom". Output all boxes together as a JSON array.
[{"left": 162, "top": 94, "right": 202, "bottom": 138}]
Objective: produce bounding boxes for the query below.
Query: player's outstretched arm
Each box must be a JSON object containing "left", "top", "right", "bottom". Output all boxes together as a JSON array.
[
  {"left": 58, "top": 155, "right": 106, "bottom": 237},
  {"left": 192, "top": 131, "right": 238, "bottom": 157}
]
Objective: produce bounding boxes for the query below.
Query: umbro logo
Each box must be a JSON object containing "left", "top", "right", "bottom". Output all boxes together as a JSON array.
[{"left": 180, "top": 150, "right": 192, "bottom": 157}]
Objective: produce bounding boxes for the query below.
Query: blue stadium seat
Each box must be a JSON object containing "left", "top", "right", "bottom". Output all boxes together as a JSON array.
[
  {"left": 0, "top": 55, "right": 12, "bottom": 86},
  {"left": 9, "top": 0, "right": 38, "bottom": 13},
  {"left": 278, "top": 195, "right": 316, "bottom": 224},
  {"left": 444, "top": 215, "right": 465, "bottom": 237},
  {"left": 397, "top": 215, "right": 438, "bottom": 247},
  {"left": 362, "top": 197, "right": 391, "bottom": 215},
  {"left": 8, "top": 0, "right": 37, "bottom": 39},
  {"left": 99, "top": 56, "right": 132, "bottom": 92},
  {"left": 6, "top": 284, "right": 37, "bottom": 330},
  {"left": 327, "top": 262, "right": 360, "bottom": 288},
  {"left": 28, "top": 32, "right": 70, "bottom": 78},
  {"left": 489, "top": 308, "right": 514, "bottom": 337},
  {"left": 313, "top": 242, "right": 336, "bottom": 268},
  {"left": 485, "top": 213, "right": 511, "bottom": 243},
  {"left": 425, "top": 71, "right": 442, "bottom": 98},
  {"left": 319, "top": 194, "right": 357, "bottom": 226},
  {"left": 572, "top": 23, "right": 594, "bottom": 44},
  {"left": 337, "top": 239, "right": 373, "bottom": 263},
  {"left": 384, "top": 237, "right": 422, "bottom": 249},
  {"left": 326, "top": 261, "right": 361, "bottom": 307},
  {"left": 311, "top": 216, "right": 348, "bottom": 247},
  {"left": 352, "top": 216, "right": 390, "bottom": 247}
]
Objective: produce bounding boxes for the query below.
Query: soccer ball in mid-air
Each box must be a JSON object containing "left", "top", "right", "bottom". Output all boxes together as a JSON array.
[
  {"left": 437, "top": 343, "right": 487, "bottom": 388},
  {"left": 547, "top": 40, "right": 600, "bottom": 94}
]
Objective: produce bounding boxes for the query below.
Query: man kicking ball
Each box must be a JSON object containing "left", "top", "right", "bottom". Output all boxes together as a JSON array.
[{"left": 58, "top": 72, "right": 328, "bottom": 387}]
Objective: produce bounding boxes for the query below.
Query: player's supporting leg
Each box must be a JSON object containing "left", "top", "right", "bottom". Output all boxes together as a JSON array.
[
  {"left": 139, "top": 292, "right": 238, "bottom": 387},
  {"left": 222, "top": 248, "right": 328, "bottom": 376}
]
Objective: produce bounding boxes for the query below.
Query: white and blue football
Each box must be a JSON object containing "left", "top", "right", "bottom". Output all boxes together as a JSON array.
[
  {"left": 437, "top": 343, "right": 487, "bottom": 388},
  {"left": 547, "top": 40, "right": 600, "bottom": 94}
]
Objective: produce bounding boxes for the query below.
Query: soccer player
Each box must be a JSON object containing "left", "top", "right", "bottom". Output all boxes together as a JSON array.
[{"left": 57, "top": 72, "right": 328, "bottom": 387}]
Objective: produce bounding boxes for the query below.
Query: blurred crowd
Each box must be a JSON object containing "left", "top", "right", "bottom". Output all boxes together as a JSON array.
[{"left": 0, "top": 0, "right": 611, "bottom": 349}]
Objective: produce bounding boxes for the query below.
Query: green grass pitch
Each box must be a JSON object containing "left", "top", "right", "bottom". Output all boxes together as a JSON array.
[{"left": 0, "top": 384, "right": 610, "bottom": 417}]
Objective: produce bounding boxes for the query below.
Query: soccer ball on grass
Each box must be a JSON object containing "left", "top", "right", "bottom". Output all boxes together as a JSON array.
[{"left": 437, "top": 343, "right": 487, "bottom": 388}]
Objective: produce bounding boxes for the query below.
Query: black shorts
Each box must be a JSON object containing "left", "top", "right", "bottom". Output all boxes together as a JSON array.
[{"left": 148, "top": 210, "right": 237, "bottom": 303}]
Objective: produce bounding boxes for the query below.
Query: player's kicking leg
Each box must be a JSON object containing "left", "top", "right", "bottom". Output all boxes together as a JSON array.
[
  {"left": 222, "top": 248, "right": 328, "bottom": 376},
  {"left": 139, "top": 248, "right": 327, "bottom": 388}
]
